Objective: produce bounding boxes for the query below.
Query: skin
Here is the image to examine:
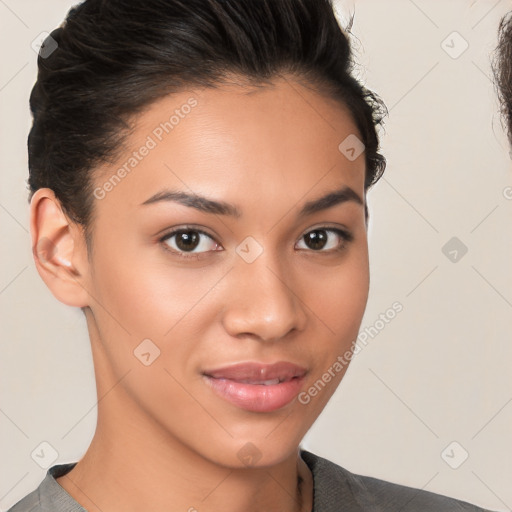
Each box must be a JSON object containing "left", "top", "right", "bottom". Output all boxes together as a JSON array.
[{"left": 31, "top": 75, "right": 370, "bottom": 512}]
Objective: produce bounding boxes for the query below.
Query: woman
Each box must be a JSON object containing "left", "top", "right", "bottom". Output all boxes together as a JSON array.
[{"left": 8, "top": 0, "right": 496, "bottom": 510}]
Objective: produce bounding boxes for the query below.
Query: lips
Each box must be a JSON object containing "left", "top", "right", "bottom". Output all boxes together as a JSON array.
[{"left": 202, "top": 362, "right": 307, "bottom": 413}]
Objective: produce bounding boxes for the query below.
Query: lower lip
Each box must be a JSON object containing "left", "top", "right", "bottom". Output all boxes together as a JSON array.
[{"left": 204, "top": 375, "right": 305, "bottom": 413}]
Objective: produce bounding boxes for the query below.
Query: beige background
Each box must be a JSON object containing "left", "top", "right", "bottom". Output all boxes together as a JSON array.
[{"left": 1, "top": 0, "right": 511, "bottom": 510}]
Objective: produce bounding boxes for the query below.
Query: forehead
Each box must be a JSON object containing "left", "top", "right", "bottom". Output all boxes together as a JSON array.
[{"left": 92, "top": 76, "right": 365, "bottom": 215}]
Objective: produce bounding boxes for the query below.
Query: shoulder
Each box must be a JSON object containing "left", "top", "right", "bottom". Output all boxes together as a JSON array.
[
  {"left": 5, "top": 463, "right": 83, "bottom": 512},
  {"left": 300, "top": 449, "right": 496, "bottom": 512},
  {"left": 5, "top": 489, "right": 40, "bottom": 512}
]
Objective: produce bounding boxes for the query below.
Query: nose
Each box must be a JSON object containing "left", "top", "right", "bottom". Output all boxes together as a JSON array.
[{"left": 221, "top": 253, "right": 307, "bottom": 343}]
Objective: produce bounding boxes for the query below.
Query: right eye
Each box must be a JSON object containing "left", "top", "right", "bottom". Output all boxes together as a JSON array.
[{"left": 160, "top": 228, "right": 222, "bottom": 259}]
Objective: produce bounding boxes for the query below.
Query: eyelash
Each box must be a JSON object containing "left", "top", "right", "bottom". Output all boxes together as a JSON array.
[{"left": 159, "top": 226, "right": 354, "bottom": 260}]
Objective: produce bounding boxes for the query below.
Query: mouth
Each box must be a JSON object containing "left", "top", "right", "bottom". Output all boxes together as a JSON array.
[{"left": 202, "top": 361, "right": 307, "bottom": 413}]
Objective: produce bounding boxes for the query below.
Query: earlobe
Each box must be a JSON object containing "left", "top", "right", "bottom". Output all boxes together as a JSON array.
[{"left": 30, "top": 188, "right": 90, "bottom": 307}]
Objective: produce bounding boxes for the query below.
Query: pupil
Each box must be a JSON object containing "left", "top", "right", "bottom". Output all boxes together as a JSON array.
[
  {"left": 306, "top": 230, "right": 327, "bottom": 250},
  {"left": 176, "top": 231, "right": 199, "bottom": 251}
]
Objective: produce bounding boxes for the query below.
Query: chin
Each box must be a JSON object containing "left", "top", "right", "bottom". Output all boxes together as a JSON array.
[{"left": 192, "top": 425, "right": 307, "bottom": 470}]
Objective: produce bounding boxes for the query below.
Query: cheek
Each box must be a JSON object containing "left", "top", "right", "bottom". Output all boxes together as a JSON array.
[
  {"left": 85, "top": 243, "right": 221, "bottom": 413},
  {"left": 306, "top": 246, "right": 369, "bottom": 340},
  {"left": 90, "top": 239, "right": 220, "bottom": 334},
  {"left": 294, "top": 250, "right": 369, "bottom": 415},
  {"left": 86, "top": 235, "right": 231, "bottom": 386}
]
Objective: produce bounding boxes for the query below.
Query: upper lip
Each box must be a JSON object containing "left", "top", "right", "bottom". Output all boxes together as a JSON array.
[{"left": 203, "top": 361, "right": 307, "bottom": 383}]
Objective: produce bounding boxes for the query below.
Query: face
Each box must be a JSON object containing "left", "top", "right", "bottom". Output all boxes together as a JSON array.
[{"left": 83, "top": 76, "right": 369, "bottom": 468}]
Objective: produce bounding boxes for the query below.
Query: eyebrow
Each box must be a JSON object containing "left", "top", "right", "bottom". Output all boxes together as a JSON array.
[{"left": 140, "top": 185, "right": 364, "bottom": 218}]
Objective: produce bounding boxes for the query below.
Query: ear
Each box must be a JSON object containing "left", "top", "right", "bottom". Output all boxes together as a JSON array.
[{"left": 30, "top": 188, "right": 90, "bottom": 307}]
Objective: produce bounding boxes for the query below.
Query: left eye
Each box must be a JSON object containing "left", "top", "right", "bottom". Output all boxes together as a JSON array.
[
  {"left": 161, "top": 229, "right": 219, "bottom": 254},
  {"left": 296, "top": 228, "right": 351, "bottom": 252}
]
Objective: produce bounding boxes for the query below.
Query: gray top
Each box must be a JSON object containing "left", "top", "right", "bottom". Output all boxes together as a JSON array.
[{"left": 7, "top": 450, "right": 495, "bottom": 511}]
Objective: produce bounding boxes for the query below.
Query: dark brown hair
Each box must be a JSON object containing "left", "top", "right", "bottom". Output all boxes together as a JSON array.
[
  {"left": 28, "top": 0, "right": 387, "bottom": 245},
  {"left": 495, "top": 12, "right": 512, "bottom": 145}
]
